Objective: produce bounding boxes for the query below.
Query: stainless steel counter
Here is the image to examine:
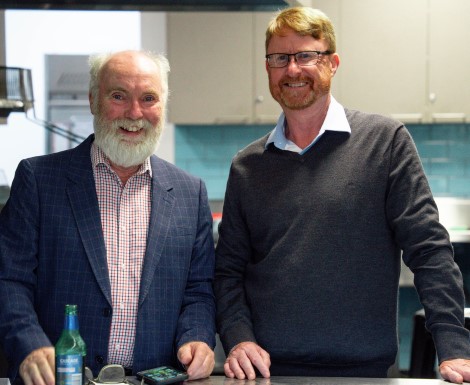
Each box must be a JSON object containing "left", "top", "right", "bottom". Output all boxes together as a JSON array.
[
  {"left": 175, "top": 377, "right": 449, "bottom": 385},
  {"left": 435, "top": 197, "right": 470, "bottom": 243}
]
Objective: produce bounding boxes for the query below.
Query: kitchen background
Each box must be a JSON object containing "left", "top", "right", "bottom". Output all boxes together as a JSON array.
[{"left": 1, "top": 0, "right": 470, "bottom": 376}]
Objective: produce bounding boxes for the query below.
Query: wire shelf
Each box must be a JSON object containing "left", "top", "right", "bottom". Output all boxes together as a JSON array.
[{"left": 0, "top": 66, "right": 34, "bottom": 118}]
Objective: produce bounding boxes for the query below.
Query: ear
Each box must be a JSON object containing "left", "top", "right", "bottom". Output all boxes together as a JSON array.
[
  {"left": 330, "top": 53, "right": 340, "bottom": 76},
  {"left": 89, "top": 92, "right": 96, "bottom": 115}
]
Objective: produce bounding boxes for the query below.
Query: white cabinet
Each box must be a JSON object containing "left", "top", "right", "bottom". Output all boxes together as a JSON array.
[
  {"left": 167, "top": 12, "right": 281, "bottom": 124},
  {"left": 335, "top": 0, "right": 470, "bottom": 123},
  {"left": 427, "top": 0, "right": 470, "bottom": 123},
  {"left": 167, "top": 1, "right": 470, "bottom": 125},
  {"left": 334, "top": 0, "right": 428, "bottom": 123},
  {"left": 252, "top": 12, "right": 283, "bottom": 124}
]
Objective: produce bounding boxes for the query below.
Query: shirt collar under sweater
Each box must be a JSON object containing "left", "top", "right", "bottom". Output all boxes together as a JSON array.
[{"left": 265, "top": 95, "right": 351, "bottom": 154}]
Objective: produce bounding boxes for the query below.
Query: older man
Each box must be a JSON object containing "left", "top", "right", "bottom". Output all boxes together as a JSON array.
[{"left": 0, "top": 50, "right": 216, "bottom": 385}]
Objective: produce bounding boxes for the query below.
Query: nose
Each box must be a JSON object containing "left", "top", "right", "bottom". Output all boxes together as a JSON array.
[
  {"left": 126, "top": 99, "right": 144, "bottom": 120},
  {"left": 286, "top": 56, "right": 302, "bottom": 75}
]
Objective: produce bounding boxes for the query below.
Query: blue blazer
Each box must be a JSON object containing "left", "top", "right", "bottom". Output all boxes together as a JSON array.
[{"left": 0, "top": 135, "right": 216, "bottom": 380}]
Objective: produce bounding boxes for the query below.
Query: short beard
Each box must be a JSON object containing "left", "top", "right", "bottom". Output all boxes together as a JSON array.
[
  {"left": 277, "top": 78, "right": 330, "bottom": 110},
  {"left": 93, "top": 114, "right": 163, "bottom": 168}
]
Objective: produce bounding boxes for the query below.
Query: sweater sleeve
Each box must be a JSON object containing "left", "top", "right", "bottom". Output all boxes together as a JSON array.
[
  {"left": 214, "top": 162, "right": 258, "bottom": 354},
  {"left": 386, "top": 126, "right": 470, "bottom": 362}
]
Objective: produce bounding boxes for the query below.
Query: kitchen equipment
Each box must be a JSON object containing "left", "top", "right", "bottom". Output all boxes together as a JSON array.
[
  {"left": 435, "top": 197, "right": 470, "bottom": 242},
  {"left": 0, "top": 169, "right": 10, "bottom": 213}
]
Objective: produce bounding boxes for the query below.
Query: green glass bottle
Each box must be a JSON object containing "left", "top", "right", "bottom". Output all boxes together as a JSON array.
[{"left": 55, "top": 304, "right": 87, "bottom": 385}]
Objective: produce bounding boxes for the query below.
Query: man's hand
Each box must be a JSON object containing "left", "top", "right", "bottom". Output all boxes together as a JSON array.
[
  {"left": 440, "top": 358, "right": 470, "bottom": 384},
  {"left": 19, "top": 347, "right": 55, "bottom": 385},
  {"left": 224, "top": 342, "right": 270, "bottom": 380},
  {"left": 177, "top": 341, "right": 215, "bottom": 380}
]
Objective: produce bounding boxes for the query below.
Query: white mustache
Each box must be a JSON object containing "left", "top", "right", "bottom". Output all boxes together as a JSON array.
[{"left": 111, "top": 119, "right": 153, "bottom": 132}]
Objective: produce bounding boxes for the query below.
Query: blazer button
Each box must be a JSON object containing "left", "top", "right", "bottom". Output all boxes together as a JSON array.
[
  {"left": 102, "top": 308, "right": 112, "bottom": 317},
  {"left": 95, "top": 355, "right": 104, "bottom": 364}
]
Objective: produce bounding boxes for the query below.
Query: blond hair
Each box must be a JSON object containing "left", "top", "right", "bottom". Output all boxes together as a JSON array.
[{"left": 266, "top": 7, "right": 336, "bottom": 53}]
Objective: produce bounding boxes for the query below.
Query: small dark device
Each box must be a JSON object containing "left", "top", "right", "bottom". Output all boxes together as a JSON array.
[{"left": 136, "top": 366, "right": 188, "bottom": 385}]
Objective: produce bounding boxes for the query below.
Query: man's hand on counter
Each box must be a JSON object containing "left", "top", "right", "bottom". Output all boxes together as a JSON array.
[
  {"left": 19, "top": 346, "right": 55, "bottom": 385},
  {"left": 177, "top": 341, "right": 215, "bottom": 380},
  {"left": 223, "top": 342, "right": 271, "bottom": 380},
  {"left": 440, "top": 358, "right": 470, "bottom": 384}
]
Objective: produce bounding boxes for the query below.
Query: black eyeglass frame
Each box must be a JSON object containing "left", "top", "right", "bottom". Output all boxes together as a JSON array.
[{"left": 265, "top": 50, "right": 332, "bottom": 68}]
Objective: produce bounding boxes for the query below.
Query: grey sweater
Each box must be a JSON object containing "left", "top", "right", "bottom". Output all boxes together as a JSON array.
[{"left": 214, "top": 108, "right": 470, "bottom": 377}]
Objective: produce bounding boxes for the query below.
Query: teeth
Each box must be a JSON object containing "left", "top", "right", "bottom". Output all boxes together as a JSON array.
[
  {"left": 121, "top": 126, "right": 141, "bottom": 132},
  {"left": 287, "top": 82, "right": 307, "bottom": 87}
]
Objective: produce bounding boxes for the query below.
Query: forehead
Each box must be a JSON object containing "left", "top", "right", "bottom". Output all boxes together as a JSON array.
[
  {"left": 267, "top": 28, "right": 327, "bottom": 53},
  {"left": 100, "top": 54, "right": 162, "bottom": 93}
]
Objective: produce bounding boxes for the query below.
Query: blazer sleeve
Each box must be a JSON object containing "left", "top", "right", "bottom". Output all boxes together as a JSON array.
[
  {"left": 0, "top": 159, "right": 52, "bottom": 376},
  {"left": 175, "top": 179, "right": 216, "bottom": 350}
]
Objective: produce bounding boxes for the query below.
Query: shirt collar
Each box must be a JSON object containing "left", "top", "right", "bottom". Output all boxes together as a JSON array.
[
  {"left": 91, "top": 142, "right": 153, "bottom": 177},
  {"left": 265, "top": 95, "right": 351, "bottom": 154}
]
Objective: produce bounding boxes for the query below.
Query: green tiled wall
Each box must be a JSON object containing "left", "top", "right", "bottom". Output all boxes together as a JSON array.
[
  {"left": 175, "top": 124, "right": 273, "bottom": 200},
  {"left": 408, "top": 123, "right": 470, "bottom": 197},
  {"left": 176, "top": 123, "right": 470, "bottom": 201}
]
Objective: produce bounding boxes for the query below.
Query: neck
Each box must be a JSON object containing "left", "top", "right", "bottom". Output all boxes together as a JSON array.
[
  {"left": 109, "top": 161, "right": 141, "bottom": 185},
  {"left": 284, "top": 94, "right": 331, "bottom": 149}
]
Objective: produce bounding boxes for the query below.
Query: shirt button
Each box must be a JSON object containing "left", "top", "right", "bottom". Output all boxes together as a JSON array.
[
  {"left": 115, "top": 344, "right": 121, "bottom": 351},
  {"left": 95, "top": 355, "right": 104, "bottom": 364}
]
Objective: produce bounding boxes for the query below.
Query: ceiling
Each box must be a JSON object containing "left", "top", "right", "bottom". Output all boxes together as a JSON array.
[{"left": 0, "top": 0, "right": 291, "bottom": 12}]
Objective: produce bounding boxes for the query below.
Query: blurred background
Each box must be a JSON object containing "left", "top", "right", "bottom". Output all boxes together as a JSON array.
[{"left": 1, "top": 0, "right": 470, "bottom": 376}]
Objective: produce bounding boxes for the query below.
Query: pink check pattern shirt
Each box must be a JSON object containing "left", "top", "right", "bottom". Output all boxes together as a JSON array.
[{"left": 91, "top": 143, "right": 152, "bottom": 368}]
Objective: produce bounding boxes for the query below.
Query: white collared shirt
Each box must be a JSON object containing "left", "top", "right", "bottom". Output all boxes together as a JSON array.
[{"left": 265, "top": 95, "right": 351, "bottom": 154}]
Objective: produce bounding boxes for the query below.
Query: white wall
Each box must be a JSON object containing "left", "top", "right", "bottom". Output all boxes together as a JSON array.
[
  {"left": 0, "top": 11, "right": 5, "bottom": 64},
  {"left": 0, "top": 10, "right": 174, "bottom": 185},
  {"left": 141, "top": 12, "right": 175, "bottom": 167}
]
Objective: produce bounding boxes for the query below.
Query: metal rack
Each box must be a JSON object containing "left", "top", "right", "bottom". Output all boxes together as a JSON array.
[{"left": 0, "top": 66, "right": 34, "bottom": 123}]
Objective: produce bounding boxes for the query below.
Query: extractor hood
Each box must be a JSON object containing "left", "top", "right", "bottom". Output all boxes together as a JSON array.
[{"left": 0, "top": 0, "right": 291, "bottom": 11}]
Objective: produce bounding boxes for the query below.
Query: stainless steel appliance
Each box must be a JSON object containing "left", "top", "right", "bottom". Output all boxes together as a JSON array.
[
  {"left": 435, "top": 198, "right": 470, "bottom": 304},
  {"left": 0, "top": 169, "right": 9, "bottom": 213}
]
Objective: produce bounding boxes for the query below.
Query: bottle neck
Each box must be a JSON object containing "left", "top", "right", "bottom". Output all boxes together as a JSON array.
[{"left": 64, "top": 314, "right": 79, "bottom": 331}]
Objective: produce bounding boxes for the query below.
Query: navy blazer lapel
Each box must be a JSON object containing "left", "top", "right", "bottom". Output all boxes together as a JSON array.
[
  {"left": 139, "top": 156, "right": 175, "bottom": 307},
  {"left": 66, "top": 135, "right": 112, "bottom": 305}
]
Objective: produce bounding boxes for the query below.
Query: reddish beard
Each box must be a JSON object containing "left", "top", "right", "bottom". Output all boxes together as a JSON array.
[
  {"left": 273, "top": 75, "right": 331, "bottom": 110},
  {"left": 279, "top": 77, "right": 316, "bottom": 110}
]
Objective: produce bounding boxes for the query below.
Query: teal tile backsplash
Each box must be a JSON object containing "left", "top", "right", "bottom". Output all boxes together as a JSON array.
[
  {"left": 408, "top": 123, "right": 470, "bottom": 198},
  {"left": 176, "top": 123, "right": 470, "bottom": 201},
  {"left": 175, "top": 124, "right": 273, "bottom": 201}
]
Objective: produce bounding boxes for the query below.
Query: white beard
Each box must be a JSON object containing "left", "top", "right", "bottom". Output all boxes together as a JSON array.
[{"left": 93, "top": 114, "right": 163, "bottom": 168}]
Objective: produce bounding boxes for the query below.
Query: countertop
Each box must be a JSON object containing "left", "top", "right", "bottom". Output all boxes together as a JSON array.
[
  {"left": 129, "top": 376, "right": 450, "bottom": 385},
  {"left": 1, "top": 374, "right": 453, "bottom": 385}
]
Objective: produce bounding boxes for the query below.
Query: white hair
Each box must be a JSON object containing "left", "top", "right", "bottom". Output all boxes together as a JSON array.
[{"left": 88, "top": 50, "right": 170, "bottom": 112}]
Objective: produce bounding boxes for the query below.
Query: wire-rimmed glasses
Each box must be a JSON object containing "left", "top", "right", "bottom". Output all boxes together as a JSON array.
[{"left": 265, "top": 50, "right": 332, "bottom": 68}]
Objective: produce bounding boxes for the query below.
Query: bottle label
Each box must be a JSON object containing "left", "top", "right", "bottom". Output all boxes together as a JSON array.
[{"left": 56, "top": 355, "right": 83, "bottom": 385}]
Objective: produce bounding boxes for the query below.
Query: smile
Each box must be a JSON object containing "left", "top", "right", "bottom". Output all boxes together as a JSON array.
[
  {"left": 120, "top": 126, "right": 142, "bottom": 132},
  {"left": 285, "top": 82, "right": 308, "bottom": 88}
]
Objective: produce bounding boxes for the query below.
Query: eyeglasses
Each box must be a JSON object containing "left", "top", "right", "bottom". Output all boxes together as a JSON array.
[
  {"left": 265, "top": 50, "right": 332, "bottom": 68},
  {"left": 86, "top": 364, "right": 129, "bottom": 385}
]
